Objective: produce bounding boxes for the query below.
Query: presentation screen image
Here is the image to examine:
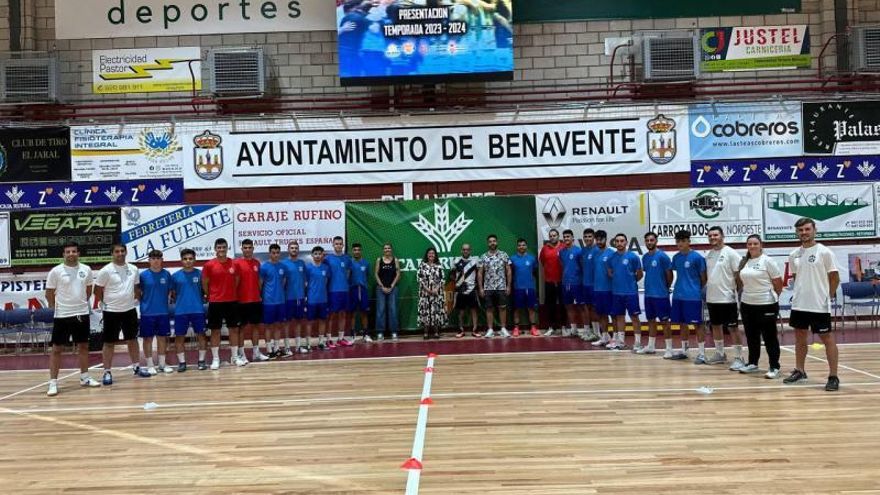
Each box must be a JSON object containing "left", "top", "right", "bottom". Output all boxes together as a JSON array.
[{"left": 336, "top": 0, "right": 514, "bottom": 85}]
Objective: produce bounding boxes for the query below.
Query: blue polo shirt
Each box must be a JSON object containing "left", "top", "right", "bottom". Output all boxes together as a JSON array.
[
  {"left": 610, "top": 251, "right": 641, "bottom": 295},
  {"left": 305, "top": 261, "right": 330, "bottom": 304},
  {"left": 580, "top": 245, "right": 599, "bottom": 288},
  {"left": 139, "top": 269, "right": 172, "bottom": 316},
  {"left": 281, "top": 258, "right": 306, "bottom": 301},
  {"left": 171, "top": 269, "right": 204, "bottom": 315},
  {"left": 259, "top": 261, "right": 286, "bottom": 306},
  {"left": 510, "top": 252, "right": 537, "bottom": 291},
  {"left": 672, "top": 250, "right": 706, "bottom": 301},
  {"left": 560, "top": 245, "right": 582, "bottom": 285},
  {"left": 593, "top": 247, "right": 615, "bottom": 292},
  {"left": 325, "top": 252, "right": 351, "bottom": 293},
  {"left": 350, "top": 258, "right": 370, "bottom": 288},
  {"left": 642, "top": 250, "right": 672, "bottom": 299}
]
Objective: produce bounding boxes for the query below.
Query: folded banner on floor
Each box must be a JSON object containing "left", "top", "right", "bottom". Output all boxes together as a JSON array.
[{"left": 346, "top": 196, "right": 537, "bottom": 330}]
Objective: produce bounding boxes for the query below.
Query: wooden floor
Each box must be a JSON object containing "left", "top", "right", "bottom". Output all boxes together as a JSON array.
[{"left": 1, "top": 344, "right": 879, "bottom": 494}]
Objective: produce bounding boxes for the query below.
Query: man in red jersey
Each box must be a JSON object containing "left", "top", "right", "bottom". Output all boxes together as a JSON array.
[
  {"left": 539, "top": 228, "right": 565, "bottom": 336},
  {"left": 234, "top": 239, "right": 268, "bottom": 363},
  {"left": 202, "top": 238, "right": 241, "bottom": 370}
]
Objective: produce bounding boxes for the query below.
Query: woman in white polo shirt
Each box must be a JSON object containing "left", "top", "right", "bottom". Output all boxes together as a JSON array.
[{"left": 735, "top": 235, "right": 784, "bottom": 379}]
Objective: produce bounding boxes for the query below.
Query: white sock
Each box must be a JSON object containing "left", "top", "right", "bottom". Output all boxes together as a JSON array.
[
  {"left": 231, "top": 346, "right": 239, "bottom": 359},
  {"left": 158, "top": 355, "right": 166, "bottom": 367},
  {"left": 146, "top": 357, "right": 154, "bottom": 368},
  {"left": 734, "top": 344, "right": 743, "bottom": 358},
  {"left": 284, "top": 337, "right": 291, "bottom": 348},
  {"left": 698, "top": 342, "right": 705, "bottom": 354},
  {"left": 198, "top": 350, "right": 206, "bottom": 361},
  {"left": 591, "top": 322, "right": 599, "bottom": 333},
  {"left": 211, "top": 347, "right": 220, "bottom": 362},
  {"left": 714, "top": 339, "right": 724, "bottom": 353},
  {"left": 177, "top": 352, "right": 185, "bottom": 364},
  {"left": 647, "top": 336, "right": 656, "bottom": 349},
  {"left": 295, "top": 337, "right": 302, "bottom": 348},
  {"left": 80, "top": 372, "right": 90, "bottom": 381},
  {"left": 49, "top": 378, "right": 58, "bottom": 386},
  {"left": 682, "top": 341, "right": 689, "bottom": 352},
  {"left": 338, "top": 331, "right": 345, "bottom": 341},
  {"left": 570, "top": 324, "right": 577, "bottom": 333},
  {"left": 319, "top": 336, "right": 326, "bottom": 344}
]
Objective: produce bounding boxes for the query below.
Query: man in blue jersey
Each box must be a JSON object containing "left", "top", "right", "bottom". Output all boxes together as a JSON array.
[
  {"left": 138, "top": 250, "right": 173, "bottom": 375},
  {"left": 349, "top": 243, "right": 371, "bottom": 342},
  {"left": 510, "top": 238, "right": 539, "bottom": 337},
  {"left": 639, "top": 232, "right": 672, "bottom": 357},
  {"left": 559, "top": 229, "right": 582, "bottom": 338},
  {"left": 260, "top": 244, "right": 288, "bottom": 359},
  {"left": 591, "top": 231, "right": 615, "bottom": 348},
  {"left": 305, "top": 246, "right": 331, "bottom": 350},
  {"left": 170, "top": 248, "right": 207, "bottom": 371},
  {"left": 282, "top": 241, "right": 307, "bottom": 354},
  {"left": 579, "top": 228, "right": 600, "bottom": 341},
  {"left": 608, "top": 233, "right": 643, "bottom": 351},
  {"left": 670, "top": 230, "right": 707, "bottom": 361},
  {"left": 326, "top": 236, "right": 352, "bottom": 348}
]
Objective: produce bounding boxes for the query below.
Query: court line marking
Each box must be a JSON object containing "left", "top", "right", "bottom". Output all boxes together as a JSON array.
[
  {"left": 405, "top": 355, "right": 434, "bottom": 495},
  {"left": 0, "top": 363, "right": 103, "bottom": 403},
  {"left": 4, "top": 380, "right": 880, "bottom": 416},
  {"left": 781, "top": 345, "right": 880, "bottom": 380},
  {"left": 0, "top": 405, "right": 368, "bottom": 491}
]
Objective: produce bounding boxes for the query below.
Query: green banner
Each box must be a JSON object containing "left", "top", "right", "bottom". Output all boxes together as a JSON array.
[{"left": 346, "top": 197, "right": 537, "bottom": 331}]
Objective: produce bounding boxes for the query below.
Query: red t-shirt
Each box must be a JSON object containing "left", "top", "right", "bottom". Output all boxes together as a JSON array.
[
  {"left": 234, "top": 257, "right": 262, "bottom": 303},
  {"left": 203, "top": 258, "right": 239, "bottom": 303},
  {"left": 539, "top": 242, "right": 564, "bottom": 283}
]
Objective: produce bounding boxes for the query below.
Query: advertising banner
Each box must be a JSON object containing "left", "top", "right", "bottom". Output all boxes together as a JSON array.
[
  {"left": 648, "top": 187, "right": 764, "bottom": 245},
  {"left": 337, "top": 2, "right": 513, "bottom": 85},
  {"left": 54, "top": 0, "right": 336, "bottom": 39},
  {"left": 699, "top": 25, "right": 810, "bottom": 72},
  {"left": 691, "top": 155, "right": 880, "bottom": 186},
  {"left": 182, "top": 112, "right": 690, "bottom": 188},
  {"left": 232, "top": 201, "right": 346, "bottom": 259},
  {"left": 762, "top": 183, "right": 876, "bottom": 241},
  {"left": 688, "top": 102, "right": 802, "bottom": 161},
  {"left": 0, "top": 212, "right": 10, "bottom": 268},
  {"left": 0, "top": 179, "right": 183, "bottom": 210},
  {"left": 9, "top": 209, "right": 120, "bottom": 266},
  {"left": 121, "top": 204, "right": 234, "bottom": 262},
  {"left": 346, "top": 196, "right": 537, "bottom": 330},
  {"left": 71, "top": 124, "right": 183, "bottom": 181},
  {"left": 804, "top": 101, "right": 880, "bottom": 155},
  {"left": 0, "top": 273, "right": 51, "bottom": 311},
  {"left": 535, "top": 191, "right": 649, "bottom": 250},
  {"left": 92, "top": 47, "right": 201, "bottom": 94},
  {"left": 0, "top": 127, "right": 71, "bottom": 183}
]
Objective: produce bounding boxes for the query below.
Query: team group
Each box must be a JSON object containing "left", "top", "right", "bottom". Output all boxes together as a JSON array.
[{"left": 43, "top": 217, "right": 841, "bottom": 396}]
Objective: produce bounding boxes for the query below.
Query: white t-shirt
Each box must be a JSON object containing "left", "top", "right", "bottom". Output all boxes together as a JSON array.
[
  {"left": 738, "top": 254, "right": 782, "bottom": 305},
  {"left": 95, "top": 262, "right": 139, "bottom": 313},
  {"left": 705, "top": 245, "right": 742, "bottom": 304},
  {"left": 789, "top": 243, "right": 838, "bottom": 313},
  {"left": 46, "top": 263, "right": 93, "bottom": 318}
]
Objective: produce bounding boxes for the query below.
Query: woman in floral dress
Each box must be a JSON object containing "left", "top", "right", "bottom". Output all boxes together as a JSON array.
[{"left": 417, "top": 247, "right": 447, "bottom": 339}]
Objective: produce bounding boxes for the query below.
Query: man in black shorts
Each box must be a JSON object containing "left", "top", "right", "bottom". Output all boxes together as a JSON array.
[
  {"left": 95, "top": 243, "right": 151, "bottom": 385},
  {"left": 46, "top": 241, "right": 101, "bottom": 396},
  {"left": 203, "top": 238, "right": 241, "bottom": 369},
  {"left": 478, "top": 234, "right": 512, "bottom": 338},
  {"left": 451, "top": 244, "right": 481, "bottom": 338},
  {"left": 784, "top": 217, "right": 841, "bottom": 391}
]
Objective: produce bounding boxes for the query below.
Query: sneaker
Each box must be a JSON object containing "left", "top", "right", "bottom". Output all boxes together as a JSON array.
[
  {"left": 392, "top": 334, "right": 399, "bottom": 342},
  {"left": 47, "top": 382, "right": 58, "bottom": 396},
  {"left": 636, "top": 346, "right": 656, "bottom": 355},
  {"left": 177, "top": 363, "right": 187, "bottom": 373},
  {"left": 669, "top": 351, "right": 689, "bottom": 360},
  {"left": 511, "top": 326, "right": 520, "bottom": 337},
  {"left": 337, "top": 339, "right": 353, "bottom": 347},
  {"left": 693, "top": 354, "right": 707, "bottom": 365},
  {"left": 377, "top": 334, "right": 385, "bottom": 342},
  {"left": 484, "top": 329, "right": 496, "bottom": 338},
  {"left": 500, "top": 328, "right": 512, "bottom": 338},
  {"left": 318, "top": 343, "right": 328, "bottom": 351},
  {"left": 364, "top": 335, "right": 373, "bottom": 343},
  {"left": 239, "top": 354, "right": 250, "bottom": 365},
  {"left": 254, "top": 352, "right": 270, "bottom": 362},
  {"left": 739, "top": 364, "right": 760, "bottom": 374},
  {"left": 210, "top": 360, "right": 220, "bottom": 371},
  {"left": 80, "top": 376, "right": 101, "bottom": 388},
  {"left": 283, "top": 347, "right": 294, "bottom": 357},
  {"left": 147, "top": 366, "right": 158, "bottom": 376},
  {"left": 561, "top": 328, "right": 571, "bottom": 337},
  {"left": 765, "top": 368, "right": 780, "bottom": 379},
  {"left": 298, "top": 346, "right": 310, "bottom": 354},
  {"left": 102, "top": 371, "right": 113, "bottom": 386},
  {"left": 662, "top": 349, "right": 675, "bottom": 359},
  {"left": 592, "top": 338, "right": 607, "bottom": 347},
  {"left": 584, "top": 331, "right": 600, "bottom": 342},
  {"left": 158, "top": 365, "right": 174, "bottom": 374},
  {"left": 326, "top": 341, "right": 338, "bottom": 350},
  {"left": 631, "top": 344, "right": 644, "bottom": 354},
  {"left": 543, "top": 328, "right": 555, "bottom": 337},
  {"left": 233, "top": 356, "right": 247, "bottom": 367},
  {"left": 706, "top": 352, "right": 727, "bottom": 365},
  {"left": 728, "top": 357, "right": 746, "bottom": 371},
  {"left": 530, "top": 326, "right": 540, "bottom": 337},
  {"left": 134, "top": 366, "right": 152, "bottom": 378},
  {"left": 825, "top": 375, "right": 840, "bottom": 392},
  {"left": 782, "top": 369, "right": 808, "bottom": 384},
  {"left": 606, "top": 340, "right": 620, "bottom": 350},
  {"left": 197, "top": 360, "right": 207, "bottom": 371}
]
